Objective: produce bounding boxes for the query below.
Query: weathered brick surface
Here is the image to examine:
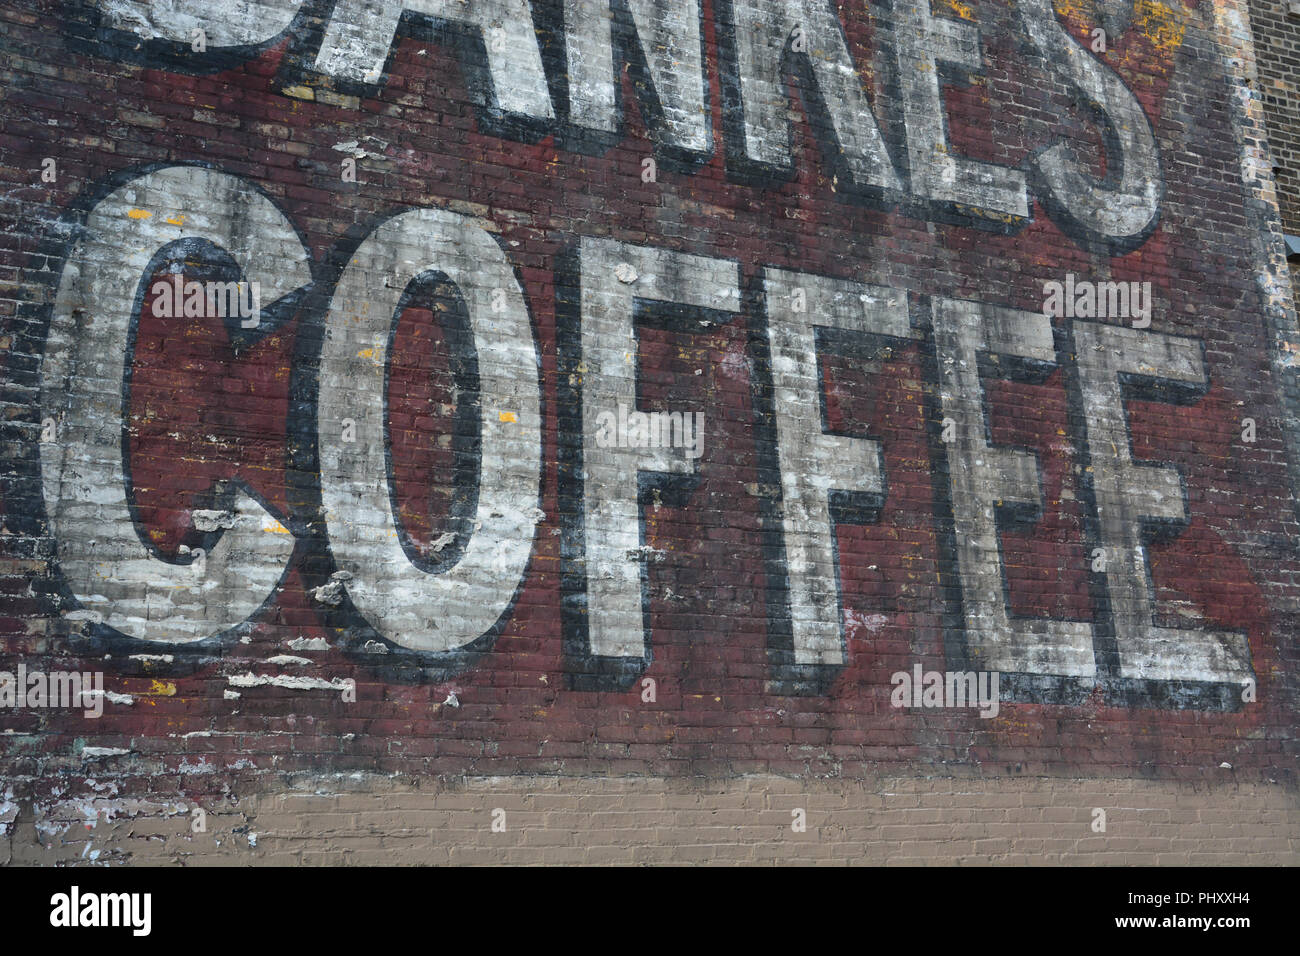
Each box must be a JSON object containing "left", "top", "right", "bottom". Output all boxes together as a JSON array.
[{"left": 0, "top": 0, "right": 1297, "bottom": 863}]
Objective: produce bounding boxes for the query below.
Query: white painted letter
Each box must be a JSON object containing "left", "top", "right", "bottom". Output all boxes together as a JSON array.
[
  {"left": 720, "top": 0, "right": 900, "bottom": 194},
  {"left": 1017, "top": 0, "right": 1161, "bottom": 244},
  {"left": 96, "top": 0, "right": 299, "bottom": 48},
  {"left": 763, "top": 269, "right": 913, "bottom": 666},
  {"left": 40, "top": 167, "right": 305, "bottom": 642},
  {"left": 1073, "top": 321, "right": 1252, "bottom": 682},
  {"left": 889, "top": 1, "right": 1028, "bottom": 220},
  {"left": 931, "top": 297, "right": 1094, "bottom": 676},
  {"left": 563, "top": 238, "right": 739, "bottom": 681},
  {"left": 318, "top": 207, "right": 543, "bottom": 654},
  {"left": 315, "top": 0, "right": 554, "bottom": 126},
  {"left": 562, "top": 0, "right": 711, "bottom": 158}
]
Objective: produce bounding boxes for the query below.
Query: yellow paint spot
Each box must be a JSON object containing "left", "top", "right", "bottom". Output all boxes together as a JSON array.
[
  {"left": 358, "top": 347, "right": 375, "bottom": 359},
  {"left": 1133, "top": 0, "right": 1186, "bottom": 54},
  {"left": 165, "top": 215, "right": 185, "bottom": 227},
  {"left": 282, "top": 84, "right": 316, "bottom": 101},
  {"left": 262, "top": 517, "right": 291, "bottom": 535},
  {"left": 1053, "top": 0, "right": 1186, "bottom": 57},
  {"left": 127, "top": 209, "right": 152, "bottom": 220},
  {"left": 953, "top": 202, "right": 1020, "bottom": 225},
  {"left": 1053, "top": 0, "right": 1085, "bottom": 21},
  {"left": 937, "top": 0, "right": 975, "bottom": 20},
  {"left": 148, "top": 680, "right": 176, "bottom": 697},
  {"left": 499, "top": 411, "right": 518, "bottom": 423}
]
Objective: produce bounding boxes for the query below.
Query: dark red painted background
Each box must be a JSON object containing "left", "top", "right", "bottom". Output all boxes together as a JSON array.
[{"left": 0, "top": 0, "right": 1296, "bottom": 797}]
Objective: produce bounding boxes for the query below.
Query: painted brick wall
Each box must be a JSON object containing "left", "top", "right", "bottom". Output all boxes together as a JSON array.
[
  {"left": 0, "top": 0, "right": 1297, "bottom": 863},
  {"left": 1248, "top": 0, "right": 1300, "bottom": 305},
  {"left": 1250, "top": 0, "right": 1300, "bottom": 233}
]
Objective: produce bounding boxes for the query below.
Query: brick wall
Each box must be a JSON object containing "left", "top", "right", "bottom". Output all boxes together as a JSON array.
[
  {"left": 1248, "top": 0, "right": 1300, "bottom": 314},
  {"left": 1, "top": 0, "right": 1297, "bottom": 864},
  {"left": 1250, "top": 0, "right": 1300, "bottom": 233}
]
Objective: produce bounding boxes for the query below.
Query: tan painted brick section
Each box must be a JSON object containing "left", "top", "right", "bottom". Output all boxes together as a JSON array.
[{"left": 2, "top": 774, "right": 1295, "bottom": 866}]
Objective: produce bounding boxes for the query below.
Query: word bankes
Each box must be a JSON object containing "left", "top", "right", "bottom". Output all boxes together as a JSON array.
[
  {"left": 92, "top": 0, "right": 1162, "bottom": 248},
  {"left": 50, "top": 887, "right": 151, "bottom": 936},
  {"left": 891, "top": 664, "right": 1001, "bottom": 718},
  {"left": 594, "top": 405, "right": 703, "bottom": 459},
  {"left": 0, "top": 665, "right": 104, "bottom": 718}
]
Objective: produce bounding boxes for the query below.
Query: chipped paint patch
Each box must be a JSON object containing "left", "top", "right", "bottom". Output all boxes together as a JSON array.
[
  {"left": 226, "top": 672, "right": 353, "bottom": 693},
  {"left": 261, "top": 515, "right": 291, "bottom": 534},
  {"left": 288, "top": 636, "right": 330, "bottom": 651},
  {"left": 80, "top": 746, "right": 130, "bottom": 759}
]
